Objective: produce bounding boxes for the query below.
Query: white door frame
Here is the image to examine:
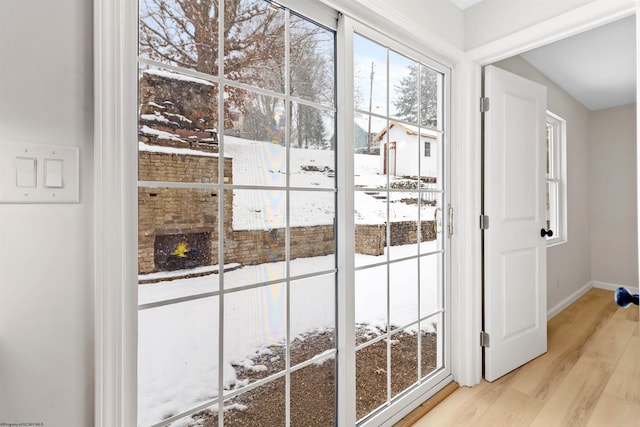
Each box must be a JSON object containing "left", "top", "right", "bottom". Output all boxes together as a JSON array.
[{"left": 459, "top": 0, "right": 636, "bottom": 387}]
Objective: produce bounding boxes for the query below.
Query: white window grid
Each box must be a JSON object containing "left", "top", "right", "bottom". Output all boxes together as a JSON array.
[
  {"left": 137, "top": 3, "right": 338, "bottom": 426},
  {"left": 135, "top": 3, "right": 453, "bottom": 427},
  {"left": 350, "top": 25, "right": 451, "bottom": 427}
]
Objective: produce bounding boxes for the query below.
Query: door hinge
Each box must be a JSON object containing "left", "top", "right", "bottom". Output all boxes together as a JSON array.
[
  {"left": 480, "top": 97, "right": 490, "bottom": 112},
  {"left": 479, "top": 214, "right": 489, "bottom": 230},
  {"left": 447, "top": 204, "right": 454, "bottom": 238},
  {"left": 480, "top": 331, "right": 490, "bottom": 347}
]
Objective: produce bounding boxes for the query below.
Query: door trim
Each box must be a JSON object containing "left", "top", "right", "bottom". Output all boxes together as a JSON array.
[
  {"left": 93, "top": 0, "right": 139, "bottom": 426},
  {"left": 462, "top": 0, "right": 636, "bottom": 387}
]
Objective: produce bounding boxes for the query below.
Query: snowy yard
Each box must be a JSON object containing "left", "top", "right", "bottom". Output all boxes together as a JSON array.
[{"left": 138, "top": 139, "right": 442, "bottom": 426}]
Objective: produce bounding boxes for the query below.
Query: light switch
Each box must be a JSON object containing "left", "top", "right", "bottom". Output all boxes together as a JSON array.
[
  {"left": 44, "top": 158, "right": 63, "bottom": 188},
  {"left": 16, "top": 157, "right": 37, "bottom": 188},
  {"left": 1, "top": 142, "right": 79, "bottom": 203}
]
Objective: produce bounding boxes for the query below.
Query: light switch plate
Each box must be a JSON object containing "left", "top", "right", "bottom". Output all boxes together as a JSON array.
[{"left": 0, "top": 142, "right": 79, "bottom": 203}]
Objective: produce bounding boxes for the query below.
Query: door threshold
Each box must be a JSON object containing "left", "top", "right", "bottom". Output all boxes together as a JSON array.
[{"left": 393, "top": 381, "right": 460, "bottom": 426}]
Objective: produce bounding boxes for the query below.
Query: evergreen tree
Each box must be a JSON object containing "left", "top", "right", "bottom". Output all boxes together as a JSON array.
[{"left": 392, "top": 64, "right": 439, "bottom": 128}]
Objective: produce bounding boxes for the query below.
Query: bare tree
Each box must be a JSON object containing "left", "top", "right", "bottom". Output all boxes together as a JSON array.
[{"left": 140, "top": 0, "right": 333, "bottom": 145}]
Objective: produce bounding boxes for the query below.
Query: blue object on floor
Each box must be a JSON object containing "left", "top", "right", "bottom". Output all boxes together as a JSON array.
[{"left": 615, "top": 287, "right": 639, "bottom": 308}]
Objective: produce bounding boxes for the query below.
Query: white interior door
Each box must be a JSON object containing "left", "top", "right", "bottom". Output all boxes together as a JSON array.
[{"left": 483, "top": 65, "right": 547, "bottom": 382}]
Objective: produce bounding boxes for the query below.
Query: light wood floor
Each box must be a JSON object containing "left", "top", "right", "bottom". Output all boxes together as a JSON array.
[{"left": 413, "top": 288, "right": 640, "bottom": 427}]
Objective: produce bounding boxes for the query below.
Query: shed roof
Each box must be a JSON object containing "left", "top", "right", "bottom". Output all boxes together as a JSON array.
[{"left": 373, "top": 121, "right": 439, "bottom": 142}]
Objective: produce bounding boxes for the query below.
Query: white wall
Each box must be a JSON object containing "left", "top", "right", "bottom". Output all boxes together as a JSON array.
[
  {"left": 464, "top": 0, "right": 609, "bottom": 50},
  {"left": 0, "top": 0, "right": 93, "bottom": 425},
  {"left": 387, "top": 0, "right": 464, "bottom": 51},
  {"left": 492, "top": 56, "right": 593, "bottom": 311},
  {"left": 589, "top": 104, "right": 638, "bottom": 288}
]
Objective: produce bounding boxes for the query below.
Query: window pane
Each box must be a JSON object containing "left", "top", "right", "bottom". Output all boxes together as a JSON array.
[
  {"left": 356, "top": 340, "right": 388, "bottom": 421},
  {"left": 224, "top": 189, "right": 287, "bottom": 287},
  {"left": 388, "top": 192, "right": 419, "bottom": 260},
  {"left": 390, "top": 259, "right": 419, "bottom": 329},
  {"left": 290, "top": 103, "right": 335, "bottom": 188},
  {"left": 223, "top": 284, "right": 287, "bottom": 389},
  {"left": 421, "top": 313, "right": 442, "bottom": 379},
  {"left": 290, "top": 191, "right": 335, "bottom": 277},
  {"left": 291, "top": 361, "right": 336, "bottom": 426},
  {"left": 546, "top": 181, "right": 559, "bottom": 236},
  {"left": 139, "top": 66, "right": 220, "bottom": 184},
  {"left": 290, "top": 14, "right": 335, "bottom": 107},
  {"left": 420, "top": 65, "right": 442, "bottom": 130},
  {"left": 355, "top": 190, "right": 386, "bottom": 268},
  {"left": 420, "top": 192, "right": 443, "bottom": 253},
  {"left": 223, "top": 89, "right": 287, "bottom": 187},
  {"left": 138, "top": 188, "right": 219, "bottom": 280},
  {"left": 390, "top": 328, "right": 419, "bottom": 398},
  {"left": 420, "top": 253, "right": 443, "bottom": 318},
  {"left": 138, "top": 297, "right": 219, "bottom": 426},
  {"left": 290, "top": 274, "right": 336, "bottom": 366},
  {"left": 139, "top": 0, "right": 219, "bottom": 76},
  {"left": 222, "top": 378, "right": 286, "bottom": 426},
  {"left": 389, "top": 51, "right": 418, "bottom": 124},
  {"left": 354, "top": 34, "right": 387, "bottom": 115},
  {"left": 354, "top": 113, "right": 386, "bottom": 187},
  {"left": 355, "top": 265, "right": 388, "bottom": 339},
  {"left": 420, "top": 133, "right": 442, "bottom": 187},
  {"left": 224, "top": 0, "right": 286, "bottom": 93},
  {"left": 546, "top": 123, "right": 553, "bottom": 177}
]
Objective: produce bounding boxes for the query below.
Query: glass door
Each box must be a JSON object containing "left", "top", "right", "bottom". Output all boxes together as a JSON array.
[
  {"left": 135, "top": 2, "right": 451, "bottom": 426},
  {"left": 137, "top": 1, "right": 338, "bottom": 425},
  {"left": 352, "top": 29, "right": 451, "bottom": 424}
]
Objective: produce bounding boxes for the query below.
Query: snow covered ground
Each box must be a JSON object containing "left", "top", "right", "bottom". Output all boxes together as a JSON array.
[
  {"left": 138, "top": 247, "right": 440, "bottom": 426},
  {"left": 138, "top": 138, "right": 442, "bottom": 426},
  {"left": 140, "top": 135, "right": 436, "bottom": 230}
]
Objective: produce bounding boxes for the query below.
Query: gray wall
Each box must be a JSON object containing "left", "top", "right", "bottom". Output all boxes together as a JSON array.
[
  {"left": 0, "top": 0, "right": 94, "bottom": 425},
  {"left": 589, "top": 104, "right": 638, "bottom": 288},
  {"left": 493, "top": 56, "right": 595, "bottom": 311}
]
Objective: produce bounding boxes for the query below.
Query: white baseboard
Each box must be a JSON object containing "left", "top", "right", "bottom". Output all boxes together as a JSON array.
[
  {"left": 547, "top": 282, "right": 592, "bottom": 320},
  {"left": 547, "top": 281, "right": 639, "bottom": 320},
  {"left": 592, "top": 280, "right": 639, "bottom": 294}
]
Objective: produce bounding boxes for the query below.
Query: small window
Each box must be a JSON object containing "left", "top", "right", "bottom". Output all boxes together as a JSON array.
[
  {"left": 424, "top": 141, "right": 431, "bottom": 157},
  {"left": 545, "top": 111, "right": 567, "bottom": 246}
]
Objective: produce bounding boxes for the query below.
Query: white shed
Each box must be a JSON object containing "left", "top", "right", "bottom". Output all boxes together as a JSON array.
[{"left": 374, "top": 122, "right": 439, "bottom": 179}]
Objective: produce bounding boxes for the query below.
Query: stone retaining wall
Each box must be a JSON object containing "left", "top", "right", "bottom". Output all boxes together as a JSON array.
[
  {"left": 138, "top": 151, "right": 233, "bottom": 274},
  {"left": 137, "top": 149, "right": 437, "bottom": 274}
]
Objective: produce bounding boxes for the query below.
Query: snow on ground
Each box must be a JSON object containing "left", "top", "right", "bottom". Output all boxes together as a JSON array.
[
  {"left": 138, "top": 137, "right": 442, "bottom": 426},
  {"left": 139, "top": 141, "right": 219, "bottom": 158},
  {"left": 138, "top": 246, "right": 439, "bottom": 426},
  {"left": 224, "top": 136, "right": 435, "bottom": 229}
]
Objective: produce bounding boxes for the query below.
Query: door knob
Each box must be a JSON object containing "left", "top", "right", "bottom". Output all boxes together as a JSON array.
[
  {"left": 540, "top": 228, "right": 554, "bottom": 238},
  {"left": 615, "top": 287, "right": 639, "bottom": 307}
]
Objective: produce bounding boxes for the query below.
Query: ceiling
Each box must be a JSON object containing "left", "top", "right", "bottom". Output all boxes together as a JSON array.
[
  {"left": 520, "top": 15, "right": 636, "bottom": 111},
  {"left": 448, "top": 1, "right": 636, "bottom": 111},
  {"left": 449, "top": 0, "right": 484, "bottom": 10}
]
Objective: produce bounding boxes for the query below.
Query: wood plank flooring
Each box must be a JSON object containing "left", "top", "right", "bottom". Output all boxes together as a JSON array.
[{"left": 412, "top": 288, "right": 640, "bottom": 427}]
